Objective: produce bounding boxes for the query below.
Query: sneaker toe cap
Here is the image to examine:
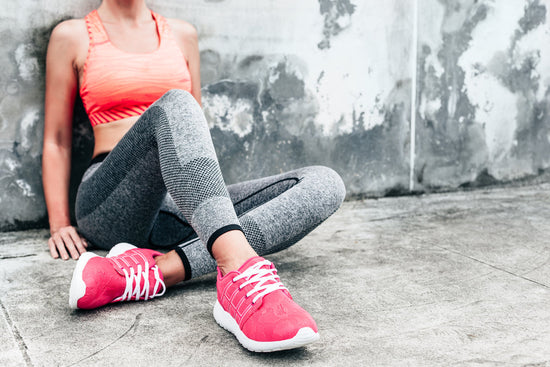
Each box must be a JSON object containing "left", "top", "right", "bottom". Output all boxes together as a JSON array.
[{"left": 242, "top": 292, "right": 318, "bottom": 342}]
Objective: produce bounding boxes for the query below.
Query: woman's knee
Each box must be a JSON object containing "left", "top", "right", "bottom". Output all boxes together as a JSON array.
[
  {"left": 159, "top": 88, "right": 195, "bottom": 104},
  {"left": 149, "top": 89, "right": 207, "bottom": 132},
  {"left": 302, "top": 165, "right": 346, "bottom": 212},
  {"left": 154, "top": 89, "right": 198, "bottom": 115}
]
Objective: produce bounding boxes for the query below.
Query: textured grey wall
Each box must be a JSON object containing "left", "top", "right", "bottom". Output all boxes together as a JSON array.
[
  {"left": 416, "top": 0, "right": 550, "bottom": 189},
  {"left": 0, "top": 0, "right": 549, "bottom": 231}
]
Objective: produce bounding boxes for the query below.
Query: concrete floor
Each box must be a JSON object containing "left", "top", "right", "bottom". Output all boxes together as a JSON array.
[{"left": 1, "top": 183, "right": 550, "bottom": 366}]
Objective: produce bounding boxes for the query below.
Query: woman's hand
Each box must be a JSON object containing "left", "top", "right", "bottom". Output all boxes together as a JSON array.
[{"left": 48, "top": 226, "right": 88, "bottom": 260}]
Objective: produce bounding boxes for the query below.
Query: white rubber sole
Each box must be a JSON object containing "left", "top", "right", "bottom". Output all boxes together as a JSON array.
[
  {"left": 68, "top": 251, "right": 99, "bottom": 309},
  {"left": 213, "top": 300, "right": 320, "bottom": 352}
]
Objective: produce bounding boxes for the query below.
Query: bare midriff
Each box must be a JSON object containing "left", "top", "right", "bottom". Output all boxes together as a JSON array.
[{"left": 92, "top": 115, "right": 140, "bottom": 158}]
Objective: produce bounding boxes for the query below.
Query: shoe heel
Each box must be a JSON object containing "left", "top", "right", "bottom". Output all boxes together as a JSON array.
[
  {"left": 69, "top": 252, "right": 98, "bottom": 309},
  {"left": 106, "top": 242, "right": 136, "bottom": 258}
]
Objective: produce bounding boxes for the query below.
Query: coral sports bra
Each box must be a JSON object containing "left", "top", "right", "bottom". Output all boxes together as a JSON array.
[{"left": 80, "top": 10, "right": 192, "bottom": 126}]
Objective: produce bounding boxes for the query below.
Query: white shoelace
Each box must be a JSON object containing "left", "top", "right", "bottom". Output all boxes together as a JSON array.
[
  {"left": 116, "top": 262, "right": 166, "bottom": 302},
  {"left": 233, "top": 260, "right": 287, "bottom": 304}
]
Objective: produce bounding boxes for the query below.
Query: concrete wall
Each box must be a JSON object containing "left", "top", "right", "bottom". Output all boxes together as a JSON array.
[
  {"left": 416, "top": 0, "right": 550, "bottom": 190},
  {"left": 0, "top": 0, "right": 549, "bottom": 231}
]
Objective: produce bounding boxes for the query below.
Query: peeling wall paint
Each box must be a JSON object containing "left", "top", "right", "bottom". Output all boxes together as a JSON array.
[
  {"left": 0, "top": 0, "right": 96, "bottom": 231},
  {"left": 184, "top": 0, "right": 414, "bottom": 196},
  {"left": 318, "top": 0, "right": 356, "bottom": 49},
  {"left": 0, "top": 0, "right": 549, "bottom": 231},
  {"left": 416, "top": 0, "right": 550, "bottom": 188}
]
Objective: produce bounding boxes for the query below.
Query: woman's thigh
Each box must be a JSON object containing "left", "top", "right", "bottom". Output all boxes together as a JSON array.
[
  {"left": 75, "top": 116, "right": 167, "bottom": 249},
  {"left": 75, "top": 88, "right": 237, "bottom": 250}
]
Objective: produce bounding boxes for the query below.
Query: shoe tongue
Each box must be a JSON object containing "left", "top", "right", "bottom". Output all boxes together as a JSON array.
[
  {"left": 238, "top": 257, "right": 280, "bottom": 289},
  {"left": 109, "top": 249, "right": 163, "bottom": 281}
]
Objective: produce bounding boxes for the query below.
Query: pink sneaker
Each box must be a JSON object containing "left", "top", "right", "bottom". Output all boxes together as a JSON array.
[
  {"left": 69, "top": 243, "right": 166, "bottom": 309},
  {"left": 214, "top": 256, "right": 319, "bottom": 352}
]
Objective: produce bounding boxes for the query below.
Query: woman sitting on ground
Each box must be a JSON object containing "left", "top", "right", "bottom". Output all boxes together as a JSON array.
[{"left": 42, "top": 0, "right": 345, "bottom": 353}]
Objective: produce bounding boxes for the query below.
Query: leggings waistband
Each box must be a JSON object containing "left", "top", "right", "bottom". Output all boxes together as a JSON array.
[{"left": 90, "top": 152, "right": 110, "bottom": 166}]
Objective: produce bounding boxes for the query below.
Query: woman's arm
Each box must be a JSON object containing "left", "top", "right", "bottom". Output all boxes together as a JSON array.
[
  {"left": 43, "top": 20, "right": 88, "bottom": 260},
  {"left": 169, "top": 19, "right": 202, "bottom": 105}
]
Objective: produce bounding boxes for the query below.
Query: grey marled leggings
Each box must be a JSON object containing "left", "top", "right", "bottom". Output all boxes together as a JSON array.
[{"left": 75, "top": 90, "right": 346, "bottom": 280}]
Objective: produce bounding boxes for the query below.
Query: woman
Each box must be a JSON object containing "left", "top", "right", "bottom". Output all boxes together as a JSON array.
[{"left": 43, "top": 0, "right": 345, "bottom": 353}]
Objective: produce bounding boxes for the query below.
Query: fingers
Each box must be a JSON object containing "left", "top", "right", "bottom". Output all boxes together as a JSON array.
[
  {"left": 48, "top": 237, "right": 60, "bottom": 259},
  {"left": 48, "top": 226, "right": 88, "bottom": 260},
  {"left": 52, "top": 231, "right": 70, "bottom": 260},
  {"left": 60, "top": 230, "right": 80, "bottom": 260},
  {"left": 67, "top": 227, "right": 87, "bottom": 257}
]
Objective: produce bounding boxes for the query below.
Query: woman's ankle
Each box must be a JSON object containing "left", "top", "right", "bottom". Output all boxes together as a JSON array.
[
  {"left": 211, "top": 230, "right": 257, "bottom": 276},
  {"left": 155, "top": 250, "right": 186, "bottom": 287}
]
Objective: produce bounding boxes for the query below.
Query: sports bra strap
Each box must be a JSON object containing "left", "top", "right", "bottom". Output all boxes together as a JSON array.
[
  {"left": 85, "top": 10, "right": 109, "bottom": 45},
  {"left": 153, "top": 11, "right": 170, "bottom": 38},
  {"left": 85, "top": 10, "right": 172, "bottom": 45}
]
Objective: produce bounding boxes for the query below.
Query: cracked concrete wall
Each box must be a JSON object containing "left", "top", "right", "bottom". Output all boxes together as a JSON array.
[
  {"left": 0, "top": 0, "right": 549, "bottom": 231},
  {"left": 416, "top": 0, "right": 550, "bottom": 189}
]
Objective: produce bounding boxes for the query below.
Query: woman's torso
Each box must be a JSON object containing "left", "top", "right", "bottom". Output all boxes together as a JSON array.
[{"left": 72, "top": 9, "right": 192, "bottom": 158}]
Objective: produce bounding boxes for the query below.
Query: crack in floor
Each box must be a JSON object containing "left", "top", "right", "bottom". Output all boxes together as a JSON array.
[
  {"left": 0, "top": 254, "right": 37, "bottom": 260},
  {"left": 183, "top": 334, "right": 209, "bottom": 363},
  {"left": 69, "top": 313, "right": 142, "bottom": 366},
  {"left": 0, "top": 297, "right": 34, "bottom": 366},
  {"left": 434, "top": 245, "right": 550, "bottom": 289}
]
